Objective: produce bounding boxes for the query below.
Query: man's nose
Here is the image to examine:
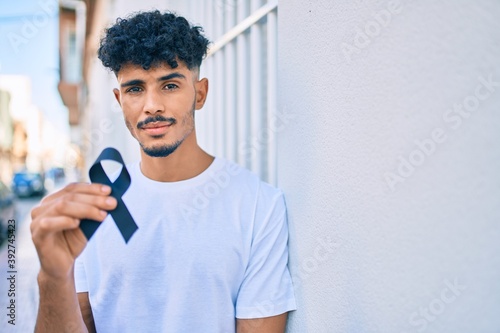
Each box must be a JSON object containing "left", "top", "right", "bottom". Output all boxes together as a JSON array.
[{"left": 143, "top": 90, "right": 164, "bottom": 114}]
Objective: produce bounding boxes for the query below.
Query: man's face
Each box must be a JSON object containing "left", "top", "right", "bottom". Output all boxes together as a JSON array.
[{"left": 113, "top": 62, "right": 208, "bottom": 157}]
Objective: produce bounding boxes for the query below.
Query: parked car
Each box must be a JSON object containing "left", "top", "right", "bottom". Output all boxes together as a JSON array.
[
  {"left": 0, "top": 181, "right": 16, "bottom": 247},
  {"left": 46, "top": 167, "right": 65, "bottom": 181},
  {"left": 11, "top": 172, "right": 46, "bottom": 197}
]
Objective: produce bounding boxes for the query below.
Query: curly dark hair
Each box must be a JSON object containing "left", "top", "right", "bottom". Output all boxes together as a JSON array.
[{"left": 97, "top": 10, "right": 210, "bottom": 74}]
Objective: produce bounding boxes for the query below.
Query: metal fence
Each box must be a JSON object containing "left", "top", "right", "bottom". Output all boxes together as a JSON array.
[{"left": 189, "top": 0, "right": 278, "bottom": 185}]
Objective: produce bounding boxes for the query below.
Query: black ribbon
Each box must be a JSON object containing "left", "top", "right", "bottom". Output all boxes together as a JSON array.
[{"left": 79, "top": 147, "right": 138, "bottom": 243}]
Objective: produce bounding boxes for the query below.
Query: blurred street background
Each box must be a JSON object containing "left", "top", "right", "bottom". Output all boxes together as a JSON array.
[{"left": 0, "top": 0, "right": 83, "bottom": 330}]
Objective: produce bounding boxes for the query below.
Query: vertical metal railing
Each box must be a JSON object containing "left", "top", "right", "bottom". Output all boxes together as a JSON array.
[
  {"left": 224, "top": 4, "right": 237, "bottom": 163},
  {"left": 266, "top": 5, "right": 277, "bottom": 185},
  {"left": 249, "top": 0, "right": 264, "bottom": 178},
  {"left": 198, "top": 0, "right": 278, "bottom": 185},
  {"left": 236, "top": 1, "right": 250, "bottom": 170}
]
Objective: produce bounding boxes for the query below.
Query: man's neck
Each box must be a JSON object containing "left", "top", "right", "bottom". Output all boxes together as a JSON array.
[{"left": 139, "top": 135, "right": 214, "bottom": 182}]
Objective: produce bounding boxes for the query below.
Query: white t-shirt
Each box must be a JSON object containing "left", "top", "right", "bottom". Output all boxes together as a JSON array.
[{"left": 74, "top": 157, "right": 296, "bottom": 333}]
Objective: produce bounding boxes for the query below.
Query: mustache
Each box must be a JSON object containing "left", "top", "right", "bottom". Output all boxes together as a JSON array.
[{"left": 137, "top": 115, "right": 176, "bottom": 129}]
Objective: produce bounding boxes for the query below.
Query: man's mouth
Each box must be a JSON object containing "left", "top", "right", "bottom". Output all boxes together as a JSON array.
[
  {"left": 141, "top": 122, "right": 172, "bottom": 136},
  {"left": 137, "top": 116, "right": 176, "bottom": 136},
  {"left": 141, "top": 122, "right": 170, "bottom": 129}
]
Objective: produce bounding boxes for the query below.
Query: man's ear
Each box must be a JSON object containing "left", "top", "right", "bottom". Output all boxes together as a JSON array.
[
  {"left": 194, "top": 78, "right": 208, "bottom": 110},
  {"left": 113, "top": 88, "right": 121, "bottom": 106}
]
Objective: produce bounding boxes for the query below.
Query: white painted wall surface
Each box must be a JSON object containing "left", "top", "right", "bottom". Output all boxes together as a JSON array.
[{"left": 278, "top": 1, "right": 500, "bottom": 332}]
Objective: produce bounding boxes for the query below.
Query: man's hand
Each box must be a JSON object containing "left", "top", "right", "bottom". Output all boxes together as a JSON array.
[{"left": 31, "top": 183, "right": 117, "bottom": 281}]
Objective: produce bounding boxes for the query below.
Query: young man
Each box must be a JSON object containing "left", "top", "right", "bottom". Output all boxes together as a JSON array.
[{"left": 31, "top": 10, "right": 296, "bottom": 333}]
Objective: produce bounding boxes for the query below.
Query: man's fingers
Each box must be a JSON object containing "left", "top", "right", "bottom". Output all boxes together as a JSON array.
[
  {"left": 56, "top": 192, "right": 117, "bottom": 212},
  {"left": 30, "top": 182, "right": 116, "bottom": 251},
  {"left": 51, "top": 200, "right": 110, "bottom": 221},
  {"left": 31, "top": 216, "right": 80, "bottom": 241},
  {"left": 41, "top": 183, "right": 112, "bottom": 205},
  {"left": 32, "top": 188, "right": 117, "bottom": 221}
]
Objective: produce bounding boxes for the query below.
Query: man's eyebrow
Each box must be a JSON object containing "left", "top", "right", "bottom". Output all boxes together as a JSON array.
[
  {"left": 120, "top": 79, "right": 144, "bottom": 88},
  {"left": 120, "top": 73, "right": 186, "bottom": 88},
  {"left": 157, "top": 72, "right": 186, "bottom": 81}
]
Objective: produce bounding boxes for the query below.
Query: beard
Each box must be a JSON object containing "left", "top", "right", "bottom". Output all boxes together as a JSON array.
[
  {"left": 127, "top": 99, "right": 196, "bottom": 158},
  {"left": 140, "top": 139, "right": 183, "bottom": 157}
]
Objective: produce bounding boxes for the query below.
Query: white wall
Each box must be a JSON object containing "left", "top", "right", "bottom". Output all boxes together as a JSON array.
[{"left": 278, "top": 1, "right": 500, "bottom": 332}]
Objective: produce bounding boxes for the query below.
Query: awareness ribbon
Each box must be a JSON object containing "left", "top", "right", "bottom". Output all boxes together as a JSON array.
[{"left": 79, "top": 147, "right": 138, "bottom": 243}]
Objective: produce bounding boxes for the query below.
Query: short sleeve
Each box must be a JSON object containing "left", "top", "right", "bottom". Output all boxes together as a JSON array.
[
  {"left": 74, "top": 249, "right": 89, "bottom": 293},
  {"left": 235, "top": 188, "right": 297, "bottom": 318}
]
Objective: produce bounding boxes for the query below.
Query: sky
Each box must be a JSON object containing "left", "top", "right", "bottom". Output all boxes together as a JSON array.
[{"left": 0, "top": 0, "right": 69, "bottom": 134}]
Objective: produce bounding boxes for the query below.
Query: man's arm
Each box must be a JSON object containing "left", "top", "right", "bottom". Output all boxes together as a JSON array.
[
  {"left": 236, "top": 313, "right": 288, "bottom": 333},
  {"left": 31, "top": 183, "right": 116, "bottom": 333},
  {"left": 78, "top": 292, "right": 96, "bottom": 333},
  {"left": 36, "top": 270, "right": 88, "bottom": 333}
]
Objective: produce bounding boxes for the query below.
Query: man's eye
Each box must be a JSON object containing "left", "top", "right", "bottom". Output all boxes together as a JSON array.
[
  {"left": 164, "top": 83, "right": 178, "bottom": 90},
  {"left": 126, "top": 87, "right": 142, "bottom": 93}
]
